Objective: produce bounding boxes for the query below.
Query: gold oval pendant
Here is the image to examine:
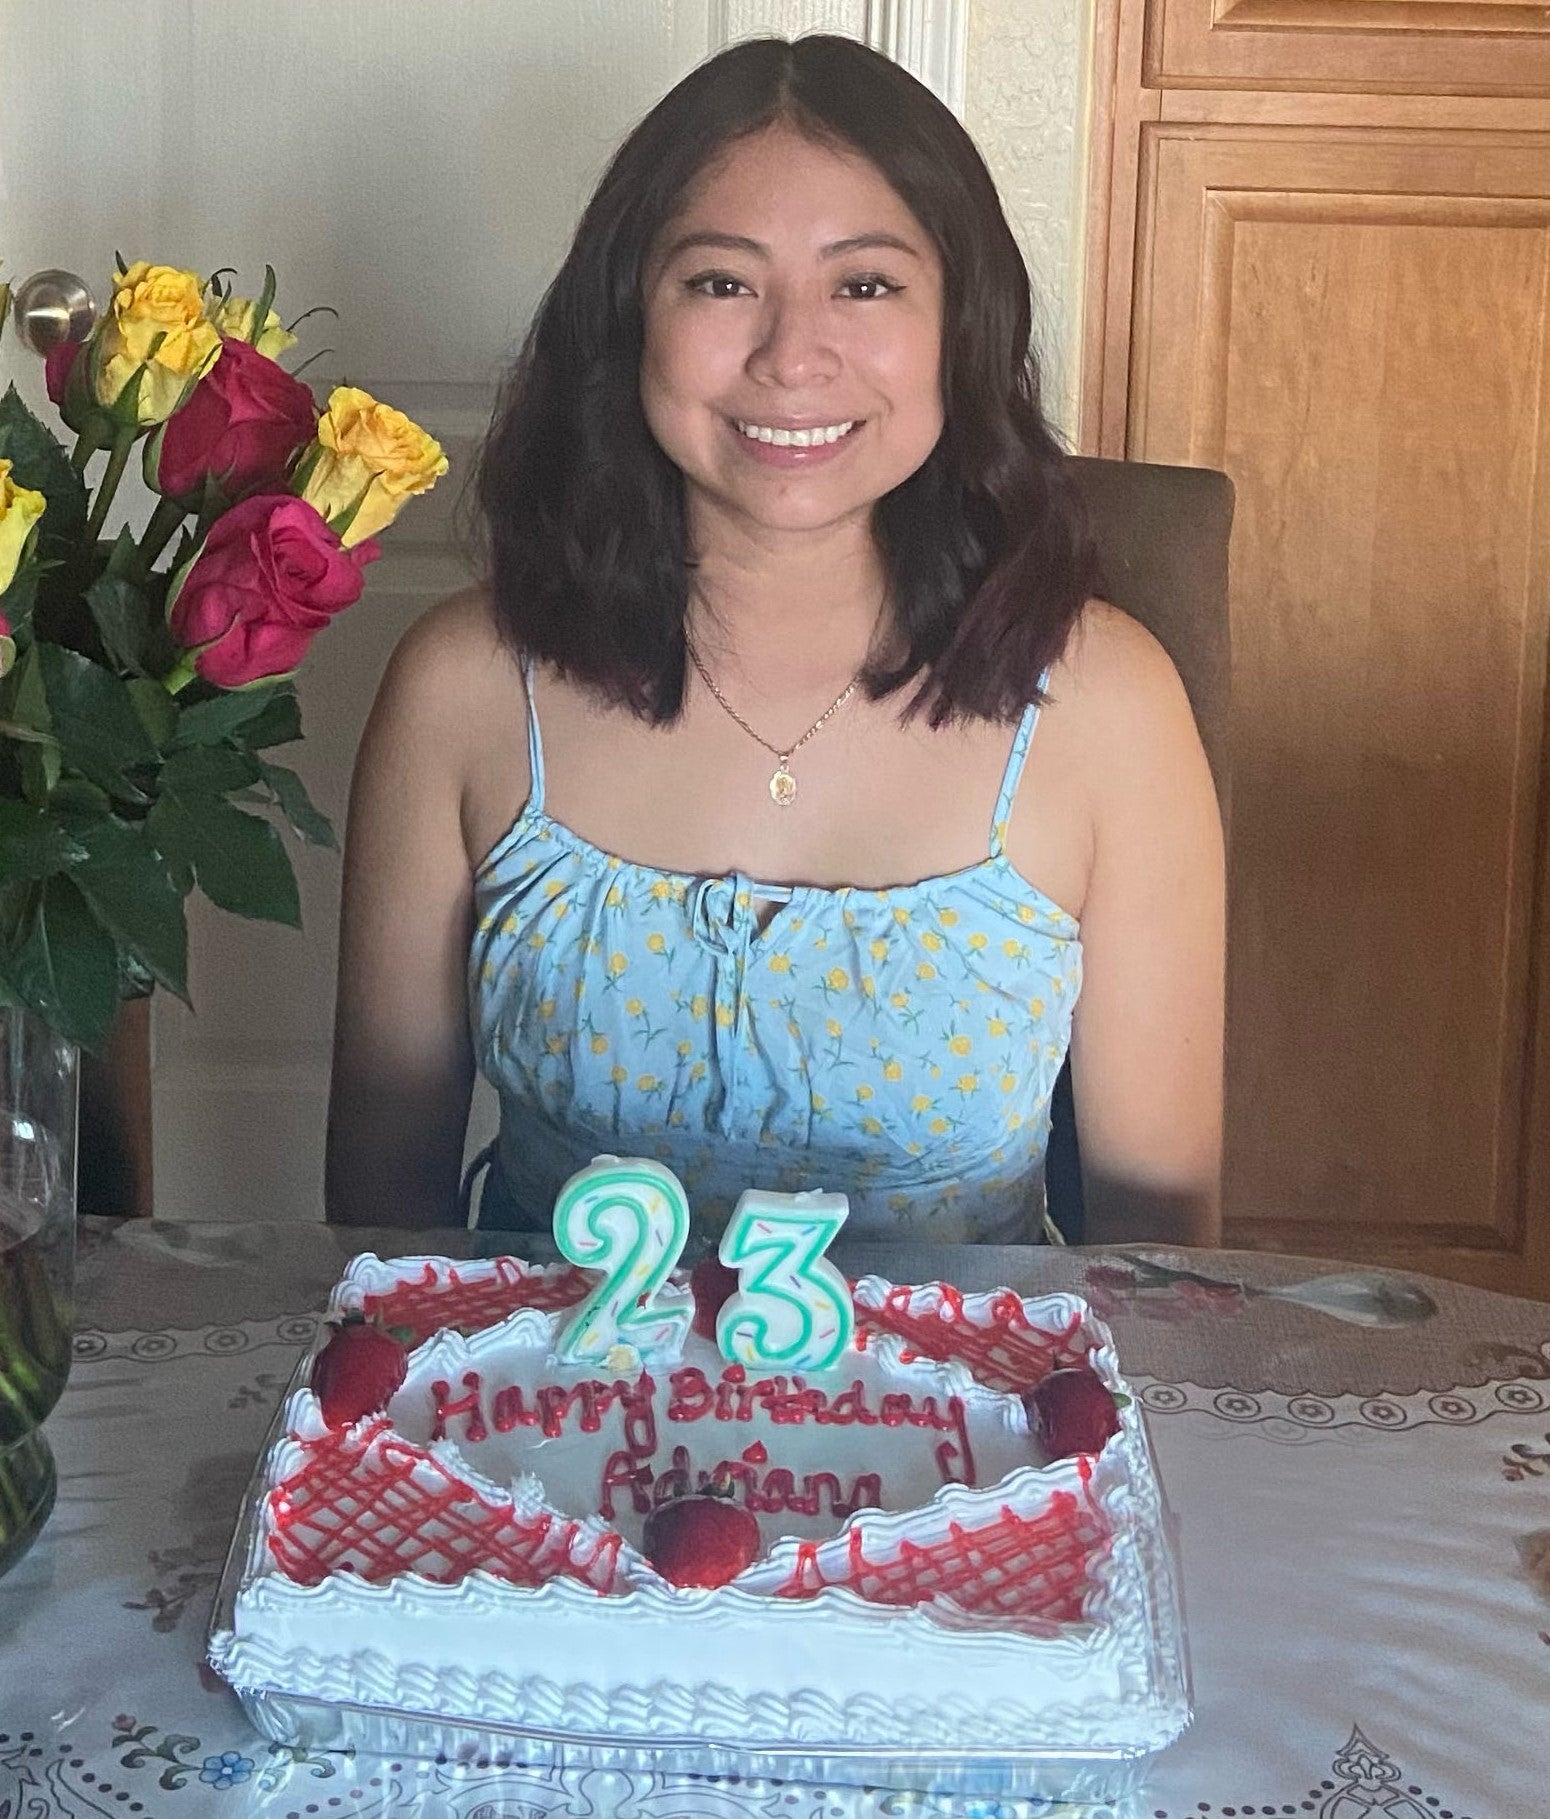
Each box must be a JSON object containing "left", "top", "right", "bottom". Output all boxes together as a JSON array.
[{"left": 769, "top": 765, "right": 797, "bottom": 807}]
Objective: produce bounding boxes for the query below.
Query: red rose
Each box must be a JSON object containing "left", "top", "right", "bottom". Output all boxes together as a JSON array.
[
  {"left": 154, "top": 338, "right": 317, "bottom": 502},
  {"left": 44, "top": 339, "right": 81, "bottom": 406},
  {"left": 169, "top": 494, "right": 378, "bottom": 688}
]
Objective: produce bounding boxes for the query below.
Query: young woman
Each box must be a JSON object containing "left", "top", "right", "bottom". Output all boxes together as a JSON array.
[{"left": 325, "top": 36, "right": 1224, "bottom": 1246}]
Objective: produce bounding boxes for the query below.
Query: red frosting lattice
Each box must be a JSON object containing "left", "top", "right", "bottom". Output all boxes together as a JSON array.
[
  {"left": 779, "top": 1478, "right": 1103, "bottom": 1624},
  {"left": 855, "top": 1283, "right": 1084, "bottom": 1396},
  {"left": 361, "top": 1257, "right": 593, "bottom": 1345},
  {"left": 267, "top": 1418, "right": 622, "bottom": 1593}
]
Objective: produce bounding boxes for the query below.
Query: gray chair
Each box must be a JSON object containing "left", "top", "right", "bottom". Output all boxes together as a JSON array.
[{"left": 1044, "top": 455, "right": 1235, "bottom": 1241}]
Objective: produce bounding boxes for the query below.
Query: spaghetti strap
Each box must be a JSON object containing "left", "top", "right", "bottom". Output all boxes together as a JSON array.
[
  {"left": 988, "top": 672, "right": 1051, "bottom": 858},
  {"left": 521, "top": 658, "right": 547, "bottom": 814}
]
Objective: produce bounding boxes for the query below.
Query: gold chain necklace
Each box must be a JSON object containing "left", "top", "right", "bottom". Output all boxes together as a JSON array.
[{"left": 685, "top": 637, "right": 862, "bottom": 808}]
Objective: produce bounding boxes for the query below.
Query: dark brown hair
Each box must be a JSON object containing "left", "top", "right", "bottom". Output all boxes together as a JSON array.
[{"left": 472, "top": 34, "right": 1094, "bottom": 725}]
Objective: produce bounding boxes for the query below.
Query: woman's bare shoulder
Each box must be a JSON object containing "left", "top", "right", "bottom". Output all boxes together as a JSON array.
[{"left": 1047, "top": 599, "right": 1202, "bottom": 781}]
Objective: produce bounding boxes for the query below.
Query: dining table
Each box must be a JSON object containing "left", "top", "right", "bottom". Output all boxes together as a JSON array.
[{"left": 1, "top": 1216, "right": 1546, "bottom": 1819}]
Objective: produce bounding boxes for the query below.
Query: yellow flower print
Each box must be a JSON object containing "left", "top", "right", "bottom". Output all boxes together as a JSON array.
[
  {"left": 500, "top": 913, "right": 519, "bottom": 936},
  {"left": 611, "top": 1065, "right": 628, "bottom": 1085},
  {"left": 967, "top": 932, "right": 988, "bottom": 951},
  {"left": 917, "top": 962, "right": 937, "bottom": 980},
  {"left": 677, "top": 1040, "right": 693, "bottom": 1057},
  {"left": 574, "top": 978, "right": 586, "bottom": 998},
  {"left": 906, "top": 1140, "right": 923, "bottom": 1156},
  {"left": 987, "top": 1017, "right": 1008, "bottom": 1038},
  {"left": 928, "top": 1116, "right": 950, "bottom": 1135},
  {"left": 690, "top": 994, "right": 709, "bottom": 1018},
  {"left": 843, "top": 908, "right": 857, "bottom": 930},
  {"left": 957, "top": 1074, "right": 979, "bottom": 1093},
  {"left": 715, "top": 1003, "right": 735, "bottom": 1028},
  {"left": 861, "top": 1115, "right": 884, "bottom": 1137},
  {"left": 608, "top": 951, "right": 628, "bottom": 975},
  {"left": 552, "top": 900, "right": 570, "bottom": 920},
  {"left": 544, "top": 877, "right": 565, "bottom": 898},
  {"left": 527, "top": 932, "right": 547, "bottom": 950},
  {"left": 637, "top": 1075, "right": 660, "bottom": 1092},
  {"left": 948, "top": 1034, "right": 972, "bottom": 1057},
  {"left": 883, "top": 1058, "right": 903, "bottom": 1082},
  {"left": 626, "top": 997, "right": 645, "bottom": 1017},
  {"left": 768, "top": 953, "right": 791, "bottom": 974},
  {"left": 546, "top": 1035, "right": 565, "bottom": 1055},
  {"left": 669, "top": 1108, "right": 686, "bottom": 1126},
  {"left": 921, "top": 930, "right": 944, "bottom": 953},
  {"left": 1006, "top": 1110, "right": 1024, "bottom": 1131},
  {"left": 1000, "top": 1072, "right": 1017, "bottom": 1093},
  {"left": 1018, "top": 904, "right": 1036, "bottom": 925},
  {"left": 856, "top": 1083, "right": 874, "bottom": 1102},
  {"left": 646, "top": 933, "right": 667, "bottom": 955},
  {"left": 937, "top": 907, "right": 959, "bottom": 928},
  {"left": 690, "top": 1061, "right": 707, "bottom": 1083},
  {"left": 590, "top": 1034, "right": 609, "bottom": 1055},
  {"left": 861, "top": 976, "right": 875, "bottom": 997},
  {"left": 869, "top": 938, "right": 889, "bottom": 962},
  {"left": 889, "top": 1192, "right": 911, "bottom": 1212},
  {"left": 1003, "top": 939, "right": 1025, "bottom": 959},
  {"left": 892, "top": 907, "right": 910, "bottom": 926},
  {"left": 1028, "top": 998, "right": 1045, "bottom": 1018},
  {"left": 605, "top": 886, "right": 624, "bottom": 909},
  {"left": 480, "top": 961, "right": 496, "bottom": 985},
  {"left": 539, "top": 998, "right": 556, "bottom": 1020},
  {"left": 651, "top": 880, "right": 672, "bottom": 901},
  {"left": 812, "top": 1093, "right": 828, "bottom": 1113},
  {"left": 826, "top": 1018, "right": 843, "bottom": 1039},
  {"left": 890, "top": 992, "right": 910, "bottom": 1010},
  {"left": 910, "top": 1093, "right": 933, "bottom": 1114},
  {"left": 826, "top": 967, "right": 850, "bottom": 991}
]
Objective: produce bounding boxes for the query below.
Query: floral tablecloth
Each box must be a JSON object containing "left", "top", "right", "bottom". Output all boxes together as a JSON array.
[{"left": 2, "top": 1219, "right": 1547, "bottom": 1819}]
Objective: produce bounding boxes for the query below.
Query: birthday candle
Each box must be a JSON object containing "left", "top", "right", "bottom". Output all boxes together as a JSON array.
[
  {"left": 552, "top": 1156, "right": 692, "bottom": 1367},
  {"left": 717, "top": 1189, "right": 854, "bottom": 1373}
]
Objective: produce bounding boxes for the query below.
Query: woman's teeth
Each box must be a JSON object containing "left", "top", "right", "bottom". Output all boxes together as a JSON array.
[{"left": 735, "top": 420, "right": 857, "bottom": 447}]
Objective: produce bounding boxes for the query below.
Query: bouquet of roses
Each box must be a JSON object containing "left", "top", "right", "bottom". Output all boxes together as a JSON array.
[{"left": 0, "top": 260, "right": 445, "bottom": 1050}]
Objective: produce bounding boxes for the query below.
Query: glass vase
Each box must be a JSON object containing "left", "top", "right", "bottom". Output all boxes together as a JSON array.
[{"left": 0, "top": 1004, "right": 77, "bottom": 1578}]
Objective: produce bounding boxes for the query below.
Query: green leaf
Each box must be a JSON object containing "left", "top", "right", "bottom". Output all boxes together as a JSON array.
[
  {"left": 146, "top": 789, "right": 301, "bottom": 926},
  {"left": 127, "top": 678, "right": 178, "bottom": 750},
  {"left": 0, "top": 384, "right": 88, "bottom": 553},
  {"left": 258, "top": 758, "right": 336, "bottom": 849},
  {"left": 159, "top": 743, "right": 261, "bottom": 798},
  {"left": 239, "top": 687, "right": 303, "bottom": 750},
  {"left": 60, "top": 812, "right": 189, "bottom": 1002},
  {"left": 0, "top": 798, "right": 86, "bottom": 880},
  {"left": 84, "top": 572, "right": 151, "bottom": 676},
  {"left": 48, "top": 777, "right": 112, "bottom": 816},
  {"left": 1, "top": 874, "right": 120, "bottom": 1052},
  {"left": 34, "top": 642, "right": 157, "bottom": 801},
  {"left": 171, "top": 684, "right": 289, "bottom": 749}
]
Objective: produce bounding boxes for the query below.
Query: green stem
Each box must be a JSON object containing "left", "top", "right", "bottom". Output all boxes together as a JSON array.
[
  {"left": 161, "top": 652, "right": 198, "bottom": 696},
  {"left": 85, "top": 428, "right": 138, "bottom": 541},
  {"left": 137, "top": 495, "right": 189, "bottom": 572},
  {"left": 69, "top": 419, "right": 109, "bottom": 476}
]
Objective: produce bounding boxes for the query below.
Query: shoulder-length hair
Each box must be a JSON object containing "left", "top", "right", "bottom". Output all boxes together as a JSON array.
[{"left": 473, "top": 33, "right": 1094, "bottom": 726}]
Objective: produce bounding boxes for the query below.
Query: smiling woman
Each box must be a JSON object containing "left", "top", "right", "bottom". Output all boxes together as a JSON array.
[{"left": 325, "top": 36, "right": 1225, "bottom": 1251}]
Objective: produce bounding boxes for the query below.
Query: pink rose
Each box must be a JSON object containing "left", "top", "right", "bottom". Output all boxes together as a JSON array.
[
  {"left": 154, "top": 338, "right": 317, "bottom": 502},
  {"left": 169, "top": 494, "right": 378, "bottom": 688}
]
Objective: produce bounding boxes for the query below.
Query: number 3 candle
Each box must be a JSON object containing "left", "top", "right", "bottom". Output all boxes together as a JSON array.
[
  {"left": 717, "top": 1189, "right": 854, "bottom": 1373},
  {"left": 553, "top": 1156, "right": 692, "bottom": 1367}
]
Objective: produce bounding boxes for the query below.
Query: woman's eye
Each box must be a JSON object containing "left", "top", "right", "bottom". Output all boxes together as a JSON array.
[
  {"left": 839, "top": 274, "right": 901, "bottom": 300},
  {"left": 685, "top": 273, "right": 751, "bottom": 299}
]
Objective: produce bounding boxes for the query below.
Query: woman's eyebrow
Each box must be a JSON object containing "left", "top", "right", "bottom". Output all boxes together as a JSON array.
[{"left": 661, "top": 230, "right": 923, "bottom": 262}]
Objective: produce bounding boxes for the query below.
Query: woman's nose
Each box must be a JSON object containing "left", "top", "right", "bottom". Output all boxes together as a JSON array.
[{"left": 745, "top": 297, "right": 840, "bottom": 389}]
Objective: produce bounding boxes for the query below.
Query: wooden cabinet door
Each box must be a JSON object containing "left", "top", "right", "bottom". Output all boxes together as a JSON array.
[
  {"left": 1151, "top": 0, "right": 1550, "bottom": 93},
  {"left": 1127, "top": 124, "right": 1550, "bottom": 1292}
]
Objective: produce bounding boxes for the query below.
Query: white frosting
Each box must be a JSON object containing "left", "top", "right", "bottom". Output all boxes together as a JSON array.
[{"left": 209, "top": 1256, "right": 1189, "bottom": 1758}]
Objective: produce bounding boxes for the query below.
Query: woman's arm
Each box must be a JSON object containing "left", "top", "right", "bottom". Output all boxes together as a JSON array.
[
  {"left": 325, "top": 591, "right": 522, "bottom": 1227},
  {"left": 1063, "top": 606, "right": 1226, "bottom": 1247}
]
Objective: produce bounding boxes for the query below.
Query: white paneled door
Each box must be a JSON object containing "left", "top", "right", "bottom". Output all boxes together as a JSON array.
[{"left": 0, "top": 1, "right": 967, "bottom": 1221}]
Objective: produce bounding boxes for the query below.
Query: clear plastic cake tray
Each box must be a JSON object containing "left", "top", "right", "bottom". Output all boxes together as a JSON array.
[{"left": 208, "top": 1349, "right": 1192, "bottom": 1805}]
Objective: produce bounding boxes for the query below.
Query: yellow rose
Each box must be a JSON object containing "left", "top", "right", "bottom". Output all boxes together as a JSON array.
[
  {"left": 0, "top": 460, "right": 46, "bottom": 600},
  {"left": 299, "top": 385, "right": 447, "bottom": 547},
  {"left": 96, "top": 262, "right": 222, "bottom": 424},
  {"left": 211, "top": 295, "right": 298, "bottom": 359}
]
